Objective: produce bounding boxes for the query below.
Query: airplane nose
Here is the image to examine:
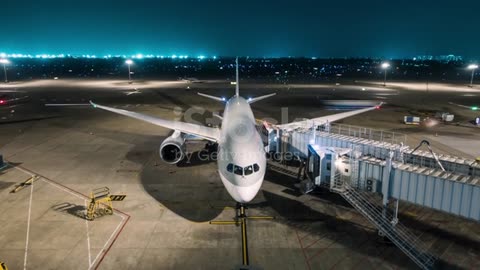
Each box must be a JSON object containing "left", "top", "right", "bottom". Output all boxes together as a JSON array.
[{"left": 236, "top": 189, "right": 256, "bottom": 203}]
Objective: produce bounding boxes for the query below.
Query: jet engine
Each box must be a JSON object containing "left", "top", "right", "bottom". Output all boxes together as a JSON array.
[{"left": 159, "top": 131, "right": 186, "bottom": 164}]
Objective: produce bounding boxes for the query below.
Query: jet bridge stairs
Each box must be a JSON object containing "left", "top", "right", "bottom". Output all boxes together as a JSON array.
[{"left": 331, "top": 172, "right": 436, "bottom": 270}]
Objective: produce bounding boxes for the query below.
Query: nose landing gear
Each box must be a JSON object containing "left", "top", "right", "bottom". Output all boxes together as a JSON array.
[{"left": 209, "top": 203, "right": 274, "bottom": 268}]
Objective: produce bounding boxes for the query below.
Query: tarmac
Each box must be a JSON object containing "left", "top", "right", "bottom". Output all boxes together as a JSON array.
[{"left": 0, "top": 79, "right": 479, "bottom": 269}]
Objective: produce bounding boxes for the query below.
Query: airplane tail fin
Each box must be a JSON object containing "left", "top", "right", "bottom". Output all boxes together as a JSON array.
[
  {"left": 247, "top": 93, "right": 276, "bottom": 104},
  {"left": 197, "top": 92, "right": 227, "bottom": 102},
  {"left": 235, "top": 57, "right": 239, "bottom": 97}
]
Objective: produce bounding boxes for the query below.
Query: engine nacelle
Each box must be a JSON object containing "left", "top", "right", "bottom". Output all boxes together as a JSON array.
[{"left": 159, "top": 131, "right": 186, "bottom": 164}]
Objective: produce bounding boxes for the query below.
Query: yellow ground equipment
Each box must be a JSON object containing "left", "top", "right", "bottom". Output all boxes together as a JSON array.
[
  {"left": 10, "top": 175, "right": 38, "bottom": 193},
  {"left": 0, "top": 261, "right": 8, "bottom": 270},
  {"left": 86, "top": 187, "right": 126, "bottom": 221}
]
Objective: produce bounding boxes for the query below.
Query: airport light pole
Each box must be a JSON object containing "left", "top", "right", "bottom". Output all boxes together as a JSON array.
[
  {"left": 0, "top": 59, "right": 9, "bottom": 83},
  {"left": 468, "top": 64, "right": 478, "bottom": 87},
  {"left": 125, "top": 59, "right": 133, "bottom": 83},
  {"left": 381, "top": 62, "right": 390, "bottom": 87}
]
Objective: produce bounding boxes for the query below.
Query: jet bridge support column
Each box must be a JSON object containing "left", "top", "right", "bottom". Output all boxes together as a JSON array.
[
  {"left": 276, "top": 129, "right": 280, "bottom": 154},
  {"left": 329, "top": 153, "right": 338, "bottom": 190},
  {"left": 381, "top": 151, "right": 395, "bottom": 221}
]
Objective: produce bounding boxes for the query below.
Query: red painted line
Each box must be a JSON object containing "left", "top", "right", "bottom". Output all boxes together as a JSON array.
[
  {"left": 307, "top": 239, "right": 337, "bottom": 261},
  {"left": 8, "top": 161, "right": 131, "bottom": 270},
  {"left": 299, "top": 230, "right": 312, "bottom": 242},
  {"left": 93, "top": 214, "right": 131, "bottom": 270},
  {"left": 295, "top": 229, "right": 312, "bottom": 270},
  {"left": 13, "top": 163, "right": 90, "bottom": 200},
  {"left": 303, "top": 233, "right": 328, "bottom": 249}
]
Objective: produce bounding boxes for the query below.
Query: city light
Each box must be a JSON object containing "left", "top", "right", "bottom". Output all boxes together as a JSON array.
[{"left": 0, "top": 52, "right": 219, "bottom": 60}]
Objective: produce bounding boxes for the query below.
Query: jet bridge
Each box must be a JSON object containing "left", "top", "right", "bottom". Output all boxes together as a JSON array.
[
  {"left": 270, "top": 124, "right": 480, "bottom": 270},
  {"left": 280, "top": 127, "right": 480, "bottom": 221}
]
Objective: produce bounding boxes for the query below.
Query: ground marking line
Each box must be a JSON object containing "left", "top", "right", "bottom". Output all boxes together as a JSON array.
[
  {"left": 85, "top": 200, "right": 92, "bottom": 267},
  {"left": 23, "top": 174, "right": 34, "bottom": 270},
  {"left": 90, "top": 215, "right": 126, "bottom": 268},
  {"left": 8, "top": 161, "right": 130, "bottom": 270}
]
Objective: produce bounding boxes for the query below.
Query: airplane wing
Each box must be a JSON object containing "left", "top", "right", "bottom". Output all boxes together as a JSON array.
[
  {"left": 89, "top": 101, "right": 221, "bottom": 142},
  {"left": 247, "top": 93, "right": 276, "bottom": 104},
  {"left": 276, "top": 103, "right": 383, "bottom": 131}
]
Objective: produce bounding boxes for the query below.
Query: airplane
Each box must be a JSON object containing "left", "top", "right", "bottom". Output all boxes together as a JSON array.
[
  {"left": 123, "top": 88, "right": 142, "bottom": 96},
  {"left": 0, "top": 90, "right": 30, "bottom": 107},
  {"left": 87, "top": 58, "right": 382, "bottom": 204},
  {"left": 179, "top": 77, "right": 203, "bottom": 83},
  {"left": 449, "top": 102, "right": 479, "bottom": 111}
]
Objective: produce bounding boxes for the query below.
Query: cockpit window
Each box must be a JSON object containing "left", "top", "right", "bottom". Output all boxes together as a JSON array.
[
  {"left": 244, "top": 165, "right": 253, "bottom": 175},
  {"left": 227, "top": 163, "right": 233, "bottom": 173},
  {"left": 253, "top": 164, "right": 260, "bottom": 172},
  {"left": 234, "top": 165, "right": 243, "bottom": 175}
]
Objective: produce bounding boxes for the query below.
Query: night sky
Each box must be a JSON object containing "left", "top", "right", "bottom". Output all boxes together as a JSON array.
[{"left": 1, "top": 0, "right": 479, "bottom": 59}]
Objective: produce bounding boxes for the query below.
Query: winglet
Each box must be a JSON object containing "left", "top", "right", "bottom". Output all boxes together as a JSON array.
[{"left": 235, "top": 57, "right": 239, "bottom": 97}]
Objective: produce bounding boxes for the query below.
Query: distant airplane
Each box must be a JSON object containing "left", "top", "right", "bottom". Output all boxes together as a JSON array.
[
  {"left": 180, "top": 77, "right": 204, "bottom": 83},
  {"left": 449, "top": 102, "right": 479, "bottom": 111},
  {"left": 0, "top": 90, "right": 30, "bottom": 107},
  {"left": 124, "top": 88, "right": 142, "bottom": 96},
  {"left": 88, "top": 59, "right": 382, "bottom": 204}
]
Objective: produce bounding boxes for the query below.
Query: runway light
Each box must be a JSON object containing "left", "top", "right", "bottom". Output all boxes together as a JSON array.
[{"left": 472, "top": 106, "right": 478, "bottom": 111}]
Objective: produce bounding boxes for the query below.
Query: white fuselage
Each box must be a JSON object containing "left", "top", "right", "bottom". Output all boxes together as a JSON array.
[{"left": 217, "top": 96, "right": 266, "bottom": 203}]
